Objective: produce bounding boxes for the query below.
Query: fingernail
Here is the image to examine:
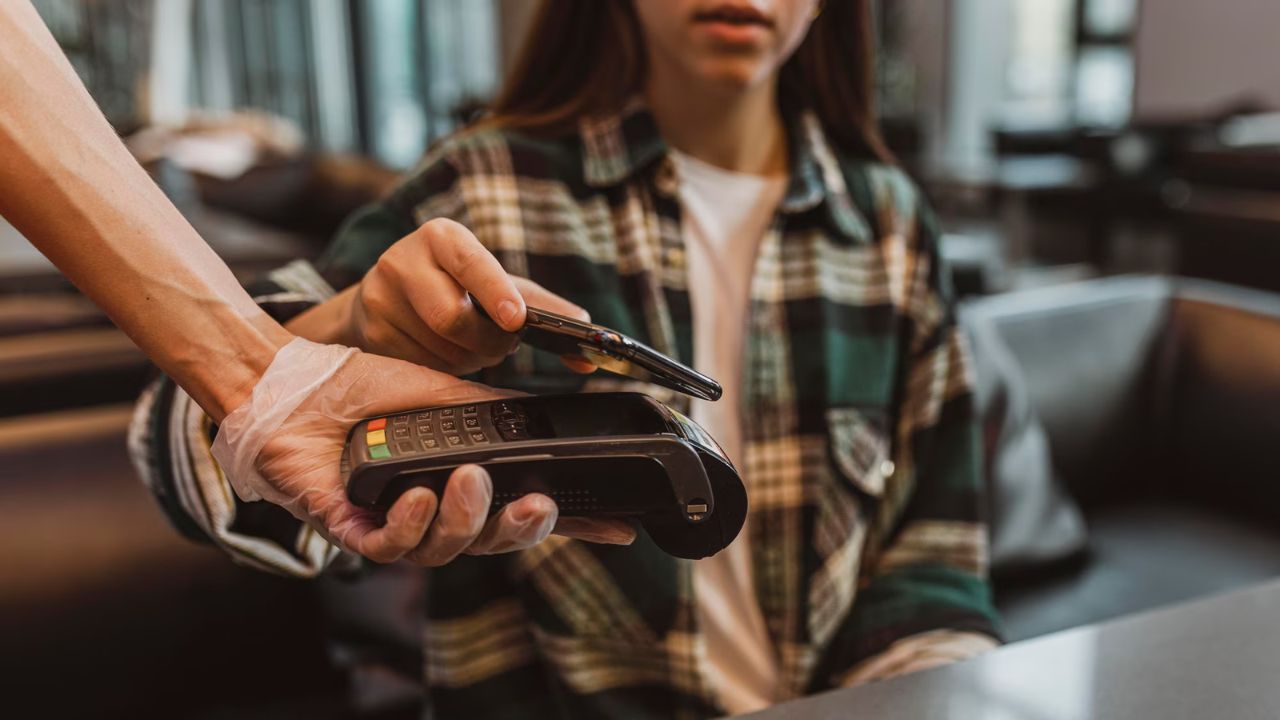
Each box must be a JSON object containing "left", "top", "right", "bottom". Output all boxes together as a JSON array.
[
  {"left": 412, "top": 494, "right": 433, "bottom": 523},
  {"left": 558, "top": 523, "right": 635, "bottom": 545},
  {"left": 463, "top": 467, "right": 492, "bottom": 507},
  {"left": 574, "top": 531, "right": 633, "bottom": 545},
  {"left": 510, "top": 504, "right": 534, "bottom": 525},
  {"left": 601, "top": 531, "right": 636, "bottom": 545},
  {"left": 498, "top": 300, "right": 520, "bottom": 328},
  {"left": 466, "top": 465, "right": 491, "bottom": 485}
]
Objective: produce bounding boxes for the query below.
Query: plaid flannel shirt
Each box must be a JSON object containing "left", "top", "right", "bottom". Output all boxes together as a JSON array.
[{"left": 131, "top": 101, "right": 1000, "bottom": 718}]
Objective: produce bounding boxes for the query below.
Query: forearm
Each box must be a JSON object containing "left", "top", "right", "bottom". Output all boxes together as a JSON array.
[{"left": 0, "top": 1, "right": 289, "bottom": 420}]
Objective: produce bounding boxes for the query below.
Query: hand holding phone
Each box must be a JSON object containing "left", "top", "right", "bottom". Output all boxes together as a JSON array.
[{"left": 470, "top": 294, "right": 722, "bottom": 401}]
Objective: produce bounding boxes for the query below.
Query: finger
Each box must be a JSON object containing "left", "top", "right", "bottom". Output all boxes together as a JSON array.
[
  {"left": 553, "top": 517, "right": 638, "bottom": 545},
  {"left": 342, "top": 487, "right": 438, "bottom": 564},
  {"left": 422, "top": 219, "right": 525, "bottom": 332},
  {"left": 381, "top": 301, "right": 502, "bottom": 374},
  {"left": 465, "top": 493, "right": 558, "bottom": 555},
  {"left": 406, "top": 465, "right": 492, "bottom": 566},
  {"left": 359, "top": 268, "right": 497, "bottom": 370},
  {"left": 511, "top": 276, "right": 591, "bottom": 322},
  {"left": 559, "top": 354, "right": 599, "bottom": 374},
  {"left": 401, "top": 279, "right": 519, "bottom": 363},
  {"left": 363, "top": 312, "right": 476, "bottom": 373}
]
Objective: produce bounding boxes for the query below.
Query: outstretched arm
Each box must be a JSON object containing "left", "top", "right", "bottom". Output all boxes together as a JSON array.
[{"left": 0, "top": 0, "right": 292, "bottom": 420}]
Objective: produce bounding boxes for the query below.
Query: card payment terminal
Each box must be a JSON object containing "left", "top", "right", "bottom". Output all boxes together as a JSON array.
[{"left": 343, "top": 393, "right": 747, "bottom": 559}]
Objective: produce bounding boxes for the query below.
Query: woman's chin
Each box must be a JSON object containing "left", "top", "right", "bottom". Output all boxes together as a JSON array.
[{"left": 689, "top": 58, "right": 776, "bottom": 94}]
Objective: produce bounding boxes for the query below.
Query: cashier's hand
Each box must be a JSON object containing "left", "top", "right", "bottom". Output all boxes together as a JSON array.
[
  {"left": 290, "top": 218, "right": 595, "bottom": 376},
  {"left": 216, "top": 342, "right": 634, "bottom": 566}
]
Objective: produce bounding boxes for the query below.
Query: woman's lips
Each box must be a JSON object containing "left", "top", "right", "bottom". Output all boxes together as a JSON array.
[
  {"left": 692, "top": 4, "right": 774, "bottom": 45},
  {"left": 692, "top": 3, "right": 774, "bottom": 26}
]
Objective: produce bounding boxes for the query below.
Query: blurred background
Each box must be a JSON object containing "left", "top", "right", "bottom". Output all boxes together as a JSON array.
[{"left": 3, "top": 1, "right": 1279, "bottom": 717}]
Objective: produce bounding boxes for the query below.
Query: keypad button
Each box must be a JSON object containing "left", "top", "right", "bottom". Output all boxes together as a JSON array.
[
  {"left": 396, "top": 441, "right": 415, "bottom": 454},
  {"left": 498, "top": 423, "right": 529, "bottom": 441},
  {"left": 393, "top": 426, "right": 411, "bottom": 440},
  {"left": 415, "top": 412, "right": 432, "bottom": 422},
  {"left": 367, "top": 418, "right": 387, "bottom": 431},
  {"left": 463, "top": 405, "right": 478, "bottom": 416},
  {"left": 366, "top": 429, "right": 387, "bottom": 446},
  {"left": 441, "top": 408, "right": 455, "bottom": 418},
  {"left": 422, "top": 438, "right": 439, "bottom": 450},
  {"left": 417, "top": 423, "right": 432, "bottom": 435},
  {"left": 368, "top": 444, "right": 391, "bottom": 459},
  {"left": 445, "top": 434, "right": 464, "bottom": 447},
  {"left": 393, "top": 415, "right": 409, "bottom": 425},
  {"left": 441, "top": 419, "right": 456, "bottom": 432},
  {"left": 463, "top": 417, "right": 480, "bottom": 430},
  {"left": 469, "top": 431, "right": 488, "bottom": 443}
]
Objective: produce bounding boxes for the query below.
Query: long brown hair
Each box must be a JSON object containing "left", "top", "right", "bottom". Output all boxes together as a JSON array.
[{"left": 486, "top": 0, "right": 889, "bottom": 161}]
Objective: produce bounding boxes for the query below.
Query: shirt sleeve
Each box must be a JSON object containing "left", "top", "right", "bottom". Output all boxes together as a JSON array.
[
  {"left": 837, "top": 630, "right": 998, "bottom": 687},
  {"left": 833, "top": 190, "right": 1003, "bottom": 671}
]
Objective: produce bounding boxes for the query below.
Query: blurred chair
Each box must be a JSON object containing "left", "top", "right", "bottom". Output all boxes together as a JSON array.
[
  {"left": 1168, "top": 144, "right": 1280, "bottom": 293},
  {"left": 969, "top": 276, "right": 1280, "bottom": 640}
]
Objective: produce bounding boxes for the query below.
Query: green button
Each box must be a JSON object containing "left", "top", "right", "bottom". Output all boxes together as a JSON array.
[{"left": 368, "top": 444, "right": 391, "bottom": 459}]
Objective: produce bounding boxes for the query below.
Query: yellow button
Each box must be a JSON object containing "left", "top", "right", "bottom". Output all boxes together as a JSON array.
[{"left": 366, "top": 429, "right": 387, "bottom": 446}]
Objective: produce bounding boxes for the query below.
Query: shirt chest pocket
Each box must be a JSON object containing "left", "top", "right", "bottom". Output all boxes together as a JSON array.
[{"left": 825, "top": 406, "right": 894, "bottom": 501}]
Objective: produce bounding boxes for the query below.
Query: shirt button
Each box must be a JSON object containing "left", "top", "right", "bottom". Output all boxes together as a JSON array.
[{"left": 880, "top": 460, "right": 896, "bottom": 477}]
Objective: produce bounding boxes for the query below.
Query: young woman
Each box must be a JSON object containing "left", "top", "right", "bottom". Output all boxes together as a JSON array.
[{"left": 136, "top": 1, "right": 1000, "bottom": 717}]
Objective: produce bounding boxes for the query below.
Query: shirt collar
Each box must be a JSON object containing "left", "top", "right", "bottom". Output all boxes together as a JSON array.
[{"left": 579, "top": 99, "right": 871, "bottom": 241}]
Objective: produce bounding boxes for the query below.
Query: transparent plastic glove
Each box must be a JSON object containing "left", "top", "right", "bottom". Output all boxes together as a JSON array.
[{"left": 212, "top": 337, "right": 635, "bottom": 565}]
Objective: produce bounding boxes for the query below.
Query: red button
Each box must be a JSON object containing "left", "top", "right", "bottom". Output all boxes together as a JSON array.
[{"left": 368, "top": 418, "right": 387, "bottom": 431}]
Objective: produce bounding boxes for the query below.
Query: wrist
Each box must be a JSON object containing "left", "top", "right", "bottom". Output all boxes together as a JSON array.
[
  {"left": 166, "top": 307, "right": 294, "bottom": 423},
  {"left": 214, "top": 316, "right": 295, "bottom": 421}
]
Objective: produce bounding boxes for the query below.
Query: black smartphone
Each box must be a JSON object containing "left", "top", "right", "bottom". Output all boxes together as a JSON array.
[{"left": 471, "top": 295, "right": 722, "bottom": 402}]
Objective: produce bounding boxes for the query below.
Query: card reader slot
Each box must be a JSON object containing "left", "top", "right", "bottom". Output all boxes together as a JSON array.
[{"left": 379, "top": 456, "right": 677, "bottom": 516}]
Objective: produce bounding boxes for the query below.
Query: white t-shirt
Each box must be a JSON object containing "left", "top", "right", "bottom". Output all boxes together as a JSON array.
[{"left": 671, "top": 149, "right": 787, "bottom": 716}]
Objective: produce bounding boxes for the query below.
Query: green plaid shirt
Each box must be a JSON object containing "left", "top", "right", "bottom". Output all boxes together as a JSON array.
[{"left": 132, "top": 101, "right": 999, "bottom": 718}]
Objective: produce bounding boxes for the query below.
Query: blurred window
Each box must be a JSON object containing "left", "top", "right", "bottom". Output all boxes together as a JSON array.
[
  {"left": 1083, "top": 0, "right": 1138, "bottom": 39},
  {"left": 354, "top": 0, "right": 500, "bottom": 167},
  {"left": 1074, "top": 0, "right": 1137, "bottom": 127},
  {"left": 31, "top": 0, "right": 502, "bottom": 168},
  {"left": 1004, "top": 0, "right": 1077, "bottom": 128},
  {"left": 1075, "top": 45, "right": 1133, "bottom": 127},
  {"left": 31, "top": 0, "right": 153, "bottom": 129},
  {"left": 1000, "top": 0, "right": 1137, "bottom": 130},
  {"left": 193, "top": 0, "right": 324, "bottom": 140},
  {"left": 357, "top": 0, "right": 429, "bottom": 166}
]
